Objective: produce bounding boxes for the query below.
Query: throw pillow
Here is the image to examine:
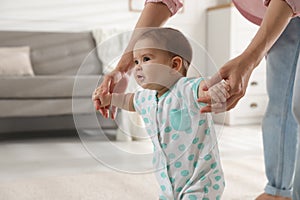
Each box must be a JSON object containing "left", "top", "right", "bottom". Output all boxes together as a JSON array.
[{"left": 0, "top": 46, "right": 34, "bottom": 76}]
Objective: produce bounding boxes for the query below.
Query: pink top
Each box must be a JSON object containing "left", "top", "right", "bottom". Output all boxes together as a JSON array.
[{"left": 145, "top": 0, "right": 300, "bottom": 25}]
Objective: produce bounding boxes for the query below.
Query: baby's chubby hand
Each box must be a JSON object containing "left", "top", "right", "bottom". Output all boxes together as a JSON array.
[
  {"left": 198, "top": 79, "right": 230, "bottom": 113},
  {"left": 207, "top": 79, "right": 230, "bottom": 103},
  {"left": 92, "top": 91, "right": 112, "bottom": 109}
]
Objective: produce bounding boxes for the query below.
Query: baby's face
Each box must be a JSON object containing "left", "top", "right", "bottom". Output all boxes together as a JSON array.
[{"left": 133, "top": 38, "right": 181, "bottom": 90}]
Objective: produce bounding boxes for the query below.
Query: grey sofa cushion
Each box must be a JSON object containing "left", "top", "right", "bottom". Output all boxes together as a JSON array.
[
  {"left": 0, "top": 75, "right": 102, "bottom": 98},
  {"left": 0, "top": 99, "right": 94, "bottom": 117},
  {"left": 0, "top": 31, "right": 102, "bottom": 75}
]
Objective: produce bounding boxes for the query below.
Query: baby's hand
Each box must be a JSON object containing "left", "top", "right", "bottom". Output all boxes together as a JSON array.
[
  {"left": 207, "top": 80, "right": 230, "bottom": 103},
  {"left": 198, "top": 79, "right": 230, "bottom": 113},
  {"left": 93, "top": 92, "right": 112, "bottom": 108}
]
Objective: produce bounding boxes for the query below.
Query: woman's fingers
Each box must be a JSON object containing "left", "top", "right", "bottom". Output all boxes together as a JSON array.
[{"left": 110, "top": 106, "right": 117, "bottom": 120}]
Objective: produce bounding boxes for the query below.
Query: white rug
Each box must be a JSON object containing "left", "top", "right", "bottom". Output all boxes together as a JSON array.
[
  {"left": 0, "top": 157, "right": 265, "bottom": 200},
  {"left": 0, "top": 172, "right": 159, "bottom": 200},
  {"left": 0, "top": 125, "right": 266, "bottom": 200}
]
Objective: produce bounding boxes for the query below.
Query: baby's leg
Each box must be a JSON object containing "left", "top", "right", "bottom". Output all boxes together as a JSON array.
[{"left": 180, "top": 171, "right": 225, "bottom": 200}]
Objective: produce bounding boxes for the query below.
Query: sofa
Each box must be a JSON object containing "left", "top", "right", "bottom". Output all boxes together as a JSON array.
[{"left": 0, "top": 31, "right": 117, "bottom": 134}]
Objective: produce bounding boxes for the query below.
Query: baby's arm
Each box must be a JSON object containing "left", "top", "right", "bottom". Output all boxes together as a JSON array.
[
  {"left": 198, "top": 79, "right": 230, "bottom": 104},
  {"left": 99, "top": 93, "right": 135, "bottom": 112}
]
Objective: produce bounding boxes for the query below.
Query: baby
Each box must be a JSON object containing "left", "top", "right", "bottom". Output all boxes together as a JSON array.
[{"left": 97, "top": 28, "right": 229, "bottom": 200}]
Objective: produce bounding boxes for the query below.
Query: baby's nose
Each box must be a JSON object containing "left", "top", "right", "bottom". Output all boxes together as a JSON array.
[{"left": 135, "top": 64, "right": 142, "bottom": 71}]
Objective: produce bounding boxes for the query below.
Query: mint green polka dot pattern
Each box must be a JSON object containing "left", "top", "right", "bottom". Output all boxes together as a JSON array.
[
  {"left": 160, "top": 185, "right": 166, "bottom": 191},
  {"left": 199, "top": 119, "right": 206, "bottom": 126},
  {"left": 192, "top": 137, "right": 199, "bottom": 144},
  {"left": 204, "top": 154, "right": 212, "bottom": 161},
  {"left": 161, "top": 143, "right": 167, "bottom": 149},
  {"left": 141, "top": 97, "right": 145, "bottom": 103},
  {"left": 141, "top": 109, "right": 146, "bottom": 115},
  {"left": 205, "top": 128, "right": 210, "bottom": 135},
  {"left": 174, "top": 161, "right": 182, "bottom": 168},
  {"left": 159, "top": 195, "right": 167, "bottom": 200},
  {"left": 181, "top": 170, "right": 189, "bottom": 177},
  {"left": 198, "top": 143, "right": 204, "bottom": 150},
  {"left": 164, "top": 126, "right": 172, "bottom": 133},
  {"left": 204, "top": 186, "right": 209, "bottom": 193},
  {"left": 215, "top": 176, "right": 221, "bottom": 181},
  {"left": 168, "top": 153, "right": 176, "bottom": 159},
  {"left": 143, "top": 118, "right": 149, "bottom": 124},
  {"left": 176, "top": 187, "right": 183, "bottom": 193},
  {"left": 188, "top": 154, "right": 195, "bottom": 161},
  {"left": 213, "top": 184, "right": 220, "bottom": 190},
  {"left": 211, "top": 162, "right": 217, "bottom": 169},
  {"left": 169, "top": 177, "right": 175, "bottom": 184},
  {"left": 202, "top": 198, "right": 209, "bottom": 200},
  {"left": 160, "top": 172, "right": 167, "bottom": 179},
  {"left": 148, "top": 95, "right": 152, "bottom": 101},
  {"left": 172, "top": 133, "right": 179, "bottom": 140},
  {"left": 188, "top": 195, "right": 197, "bottom": 200},
  {"left": 178, "top": 144, "right": 186, "bottom": 151}
]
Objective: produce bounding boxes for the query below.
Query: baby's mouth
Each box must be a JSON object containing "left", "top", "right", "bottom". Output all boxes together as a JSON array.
[{"left": 137, "top": 75, "right": 144, "bottom": 81}]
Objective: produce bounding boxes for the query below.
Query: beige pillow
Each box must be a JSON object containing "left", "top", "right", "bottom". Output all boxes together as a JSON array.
[{"left": 0, "top": 46, "right": 34, "bottom": 76}]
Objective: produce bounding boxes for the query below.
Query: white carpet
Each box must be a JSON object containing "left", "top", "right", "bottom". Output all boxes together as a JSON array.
[
  {"left": 0, "top": 172, "right": 158, "bottom": 200},
  {"left": 0, "top": 160, "right": 265, "bottom": 200},
  {"left": 0, "top": 125, "right": 266, "bottom": 200}
]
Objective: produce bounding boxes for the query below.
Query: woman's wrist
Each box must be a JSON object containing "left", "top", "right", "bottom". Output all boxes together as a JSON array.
[{"left": 240, "top": 49, "right": 264, "bottom": 70}]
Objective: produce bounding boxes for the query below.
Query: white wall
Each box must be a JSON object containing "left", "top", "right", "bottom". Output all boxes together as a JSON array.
[
  {"left": 0, "top": 0, "right": 228, "bottom": 46},
  {"left": 0, "top": 0, "right": 140, "bottom": 31}
]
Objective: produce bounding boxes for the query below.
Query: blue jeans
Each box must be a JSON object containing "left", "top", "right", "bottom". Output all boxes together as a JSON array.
[
  {"left": 292, "top": 41, "right": 300, "bottom": 200},
  {"left": 262, "top": 17, "right": 300, "bottom": 198}
]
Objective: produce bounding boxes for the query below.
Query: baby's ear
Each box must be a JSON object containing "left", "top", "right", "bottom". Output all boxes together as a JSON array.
[{"left": 171, "top": 56, "right": 183, "bottom": 72}]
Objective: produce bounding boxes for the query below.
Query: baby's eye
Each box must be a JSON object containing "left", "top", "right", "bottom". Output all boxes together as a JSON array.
[
  {"left": 143, "top": 56, "right": 150, "bottom": 62},
  {"left": 134, "top": 60, "right": 139, "bottom": 65}
]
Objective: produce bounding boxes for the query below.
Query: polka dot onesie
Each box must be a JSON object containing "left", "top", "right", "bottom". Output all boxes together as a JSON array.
[{"left": 133, "top": 77, "right": 225, "bottom": 200}]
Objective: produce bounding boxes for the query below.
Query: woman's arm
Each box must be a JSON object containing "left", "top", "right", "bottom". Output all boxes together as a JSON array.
[
  {"left": 243, "top": 0, "right": 293, "bottom": 68},
  {"left": 116, "top": 2, "right": 173, "bottom": 73},
  {"left": 199, "top": 0, "right": 294, "bottom": 113}
]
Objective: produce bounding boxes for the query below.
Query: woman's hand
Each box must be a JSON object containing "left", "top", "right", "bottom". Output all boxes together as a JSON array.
[
  {"left": 93, "top": 51, "right": 133, "bottom": 119},
  {"left": 93, "top": 70, "right": 129, "bottom": 119},
  {"left": 198, "top": 54, "right": 256, "bottom": 113}
]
